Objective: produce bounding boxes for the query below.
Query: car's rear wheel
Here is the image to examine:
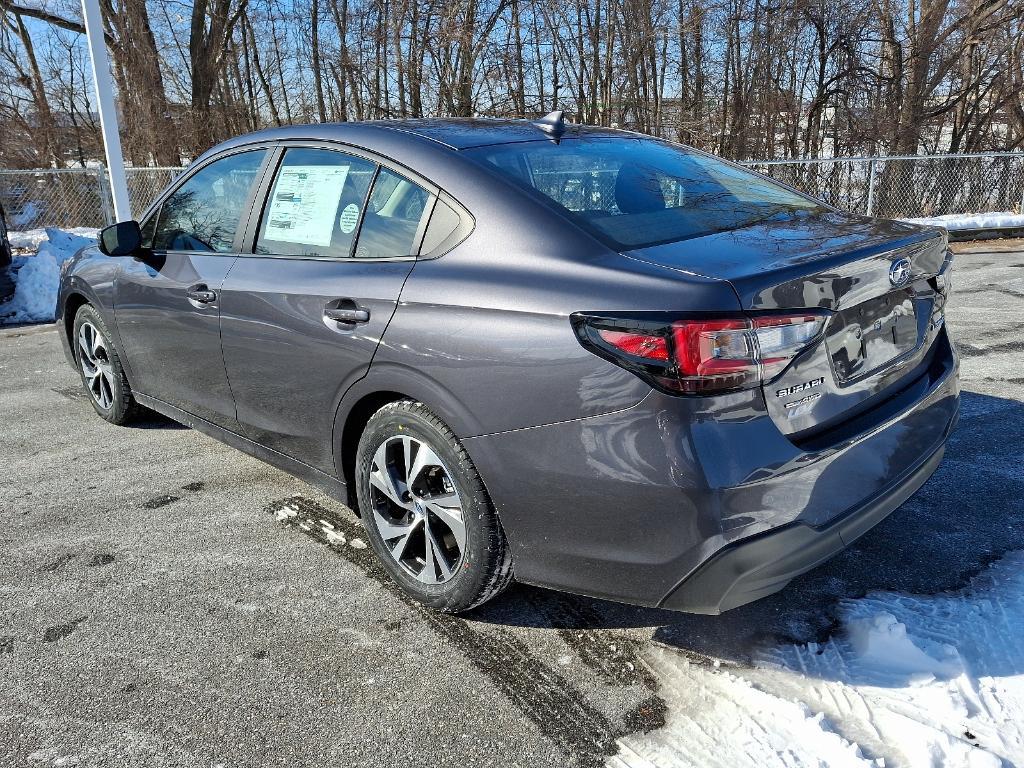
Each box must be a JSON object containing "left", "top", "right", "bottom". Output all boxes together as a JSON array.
[
  {"left": 73, "top": 304, "right": 140, "bottom": 425},
  {"left": 355, "top": 400, "right": 513, "bottom": 612}
]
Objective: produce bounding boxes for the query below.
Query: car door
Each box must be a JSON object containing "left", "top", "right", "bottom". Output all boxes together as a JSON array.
[
  {"left": 218, "top": 144, "right": 434, "bottom": 473},
  {"left": 114, "top": 148, "right": 271, "bottom": 428}
]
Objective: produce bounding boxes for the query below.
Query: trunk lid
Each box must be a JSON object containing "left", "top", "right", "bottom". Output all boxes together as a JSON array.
[{"left": 626, "top": 211, "right": 951, "bottom": 437}]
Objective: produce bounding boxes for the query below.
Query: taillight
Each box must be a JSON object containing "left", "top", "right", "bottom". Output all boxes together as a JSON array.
[{"left": 574, "top": 312, "right": 827, "bottom": 395}]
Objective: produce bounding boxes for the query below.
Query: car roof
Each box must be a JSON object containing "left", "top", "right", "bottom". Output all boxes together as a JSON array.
[
  {"left": 377, "top": 118, "right": 628, "bottom": 149},
  {"left": 208, "top": 118, "right": 631, "bottom": 156}
]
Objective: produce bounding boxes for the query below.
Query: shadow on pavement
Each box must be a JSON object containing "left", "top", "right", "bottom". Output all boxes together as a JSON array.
[{"left": 129, "top": 413, "right": 189, "bottom": 430}]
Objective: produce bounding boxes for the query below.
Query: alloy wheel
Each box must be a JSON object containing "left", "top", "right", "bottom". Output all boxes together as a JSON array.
[
  {"left": 367, "top": 435, "right": 467, "bottom": 584},
  {"left": 77, "top": 321, "right": 115, "bottom": 410}
]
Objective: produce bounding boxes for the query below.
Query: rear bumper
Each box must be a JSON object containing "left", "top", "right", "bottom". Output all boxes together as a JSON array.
[
  {"left": 464, "top": 329, "right": 959, "bottom": 612},
  {"left": 661, "top": 440, "right": 947, "bottom": 613}
]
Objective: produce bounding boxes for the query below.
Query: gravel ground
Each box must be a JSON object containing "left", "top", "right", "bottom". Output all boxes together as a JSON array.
[{"left": 1, "top": 241, "right": 1022, "bottom": 768}]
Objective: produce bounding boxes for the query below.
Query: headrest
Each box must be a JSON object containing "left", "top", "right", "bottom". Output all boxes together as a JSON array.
[{"left": 615, "top": 165, "right": 667, "bottom": 214}]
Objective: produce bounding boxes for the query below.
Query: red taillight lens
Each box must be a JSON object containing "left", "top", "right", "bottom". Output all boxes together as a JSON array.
[
  {"left": 574, "top": 312, "right": 827, "bottom": 396},
  {"left": 671, "top": 319, "right": 756, "bottom": 393},
  {"left": 597, "top": 329, "right": 670, "bottom": 361}
]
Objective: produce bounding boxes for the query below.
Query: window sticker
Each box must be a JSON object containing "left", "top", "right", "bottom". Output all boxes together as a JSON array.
[
  {"left": 264, "top": 165, "right": 350, "bottom": 247},
  {"left": 339, "top": 203, "right": 360, "bottom": 234}
]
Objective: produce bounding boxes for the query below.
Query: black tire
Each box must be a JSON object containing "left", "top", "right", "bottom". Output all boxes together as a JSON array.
[
  {"left": 355, "top": 400, "right": 513, "bottom": 612},
  {"left": 72, "top": 304, "right": 142, "bottom": 425}
]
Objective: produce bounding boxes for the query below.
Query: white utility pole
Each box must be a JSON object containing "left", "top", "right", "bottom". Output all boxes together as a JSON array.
[{"left": 81, "top": 0, "right": 131, "bottom": 222}]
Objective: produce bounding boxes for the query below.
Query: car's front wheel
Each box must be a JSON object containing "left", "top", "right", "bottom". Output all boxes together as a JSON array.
[
  {"left": 355, "top": 400, "right": 513, "bottom": 612},
  {"left": 73, "top": 304, "right": 140, "bottom": 425}
]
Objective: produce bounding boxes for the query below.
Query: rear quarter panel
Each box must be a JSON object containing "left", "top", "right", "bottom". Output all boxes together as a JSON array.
[{"left": 369, "top": 197, "right": 742, "bottom": 438}]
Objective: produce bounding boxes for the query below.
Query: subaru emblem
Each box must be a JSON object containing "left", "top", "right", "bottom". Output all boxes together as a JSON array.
[{"left": 889, "top": 257, "right": 912, "bottom": 287}]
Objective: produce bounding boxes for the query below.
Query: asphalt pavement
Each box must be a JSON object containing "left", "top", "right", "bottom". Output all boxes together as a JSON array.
[{"left": 2, "top": 241, "right": 1022, "bottom": 767}]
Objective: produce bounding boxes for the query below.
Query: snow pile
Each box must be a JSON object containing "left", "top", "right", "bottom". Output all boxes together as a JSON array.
[
  {"left": 8, "top": 227, "right": 99, "bottom": 251},
  {"left": 901, "top": 211, "right": 1024, "bottom": 231},
  {"left": 611, "top": 551, "right": 1024, "bottom": 767},
  {"left": 843, "top": 611, "right": 963, "bottom": 683},
  {"left": 10, "top": 201, "right": 41, "bottom": 228},
  {"left": 2, "top": 228, "right": 97, "bottom": 324}
]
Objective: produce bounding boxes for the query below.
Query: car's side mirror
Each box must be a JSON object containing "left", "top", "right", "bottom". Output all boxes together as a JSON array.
[{"left": 99, "top": 220, "right": 143, "bottom": 256}]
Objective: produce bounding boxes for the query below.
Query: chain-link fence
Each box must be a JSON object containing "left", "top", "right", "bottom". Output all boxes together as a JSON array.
[
  {"left": 124, "top": 167, "right": 184, "bottom": 218},
  {"left": 0, "top": 166, "right": 183, "bottom": 231},
  {"left": 0, "top": 168, "right": 111, "bottom": 230},
  {"left": 1, "top": 153, "right": 1022, "bottom": 232},
  {"left": 745, "top": 153, "right": 1024, "bottom": 218}
]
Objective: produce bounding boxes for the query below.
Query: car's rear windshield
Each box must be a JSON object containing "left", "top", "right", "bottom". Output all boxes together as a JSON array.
[{"left": 463, "top": 137, "right": 823, "bottom": 250}]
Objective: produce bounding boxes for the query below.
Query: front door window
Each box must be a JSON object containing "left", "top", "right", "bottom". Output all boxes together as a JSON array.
[{"left": 152, "top": 150, "right": 267, "bottom": 252}]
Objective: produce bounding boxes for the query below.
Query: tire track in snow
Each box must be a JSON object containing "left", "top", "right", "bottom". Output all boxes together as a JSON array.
[
  {"left": 609, "top": 552, "right": 1024, "bottom": 767},
  {"left": 607, "top": 649, "right": 871, "bottom": 768}
]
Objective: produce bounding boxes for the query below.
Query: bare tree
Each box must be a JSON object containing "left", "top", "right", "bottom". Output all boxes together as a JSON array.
[{"left": 3, "top": 0, "right": 1024, "bottom": 168}]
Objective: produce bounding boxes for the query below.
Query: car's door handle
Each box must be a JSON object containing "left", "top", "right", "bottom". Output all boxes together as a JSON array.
[
  {"left": 324, "top": 306, "right": 370, "bottom": 323},
  {"left": 186, "top": 285, "right": 217, "bottom": 304}
]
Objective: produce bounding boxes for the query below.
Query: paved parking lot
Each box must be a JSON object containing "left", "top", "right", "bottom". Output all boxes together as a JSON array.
[{"left": 2, "top": 241, "right": 1023, "bottom": 767}]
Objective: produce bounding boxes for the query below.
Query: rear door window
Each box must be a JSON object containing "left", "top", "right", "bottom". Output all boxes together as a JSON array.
[
  {"left": 255, "top": 147, "right": 376, "bottom": 259},
  {"left": 152, "top": 150, "right": 267, "bottom": 252},
  {"left": 353, "top": 168, "right": 431, "bottom": 259}
]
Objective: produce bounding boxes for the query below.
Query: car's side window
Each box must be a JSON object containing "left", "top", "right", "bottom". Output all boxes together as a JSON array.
[
  {"left": 255, "top": 147, "right": 376, "bottom": 259},
  {"left": 152, "top": 150, "right": 267, "bottom": 253},
  {"left": 353, "top": 167, "right": 431, "bottom": 259},
  {"left": 419, "top": 198, "right": 462, "bottom": 256}
]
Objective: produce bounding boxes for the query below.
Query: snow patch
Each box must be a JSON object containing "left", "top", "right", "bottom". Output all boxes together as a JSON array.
[
  {"left": 274, "top": 505, "right": 299, "bottom": 521},
  {"left": 2, "top": 228, "right": 97, "bottom": 324},
  {"left": 25, "top": 749, "right": 80, "bottom": 766},
  {"left": 8, "top": 227, "right": 98, "bottom": 251},
  {"left": 27, "top": 749, "right": 59, "bottom": 763},
  {"left": 324, "top": 528, "right": 347, "bottom": 546},
  {"left": 900, "top": 211, "right": 1024, "bottom": 231},
  {"left": 611, "top": 551, "right": 1024, "bottom": 767}
]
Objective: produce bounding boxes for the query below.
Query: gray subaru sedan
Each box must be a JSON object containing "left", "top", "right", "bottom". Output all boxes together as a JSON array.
[{"left": 57, "top": 116, "right": 959, "bottom": 614}]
